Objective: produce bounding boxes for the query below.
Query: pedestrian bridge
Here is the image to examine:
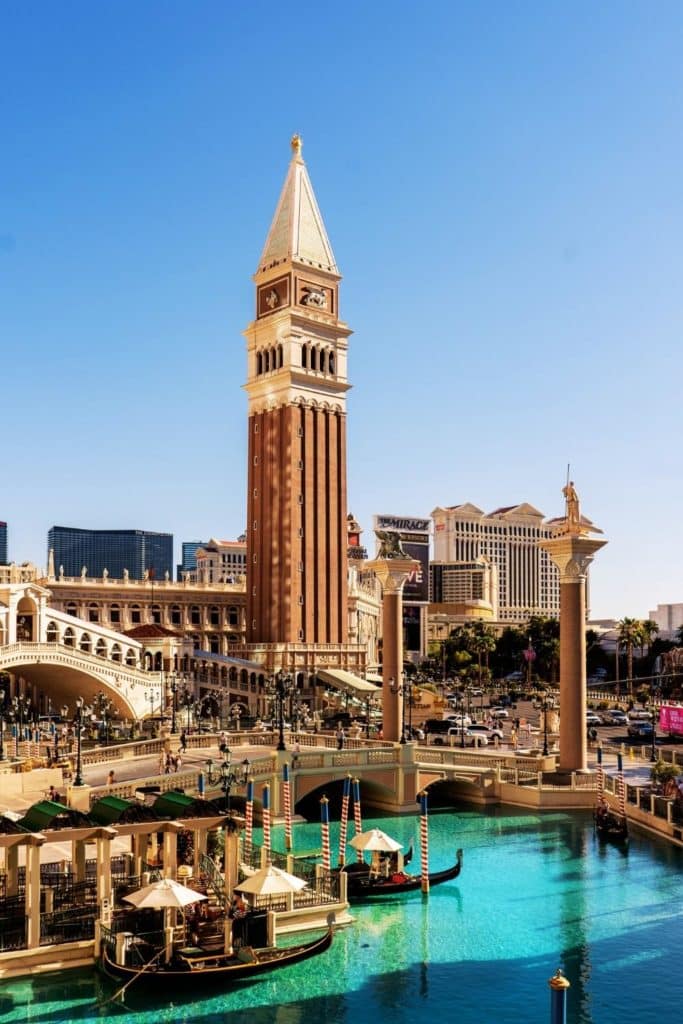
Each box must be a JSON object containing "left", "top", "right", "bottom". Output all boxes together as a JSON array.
[{"left": 0, "top": 641, "right": 162, "bottom": 720}]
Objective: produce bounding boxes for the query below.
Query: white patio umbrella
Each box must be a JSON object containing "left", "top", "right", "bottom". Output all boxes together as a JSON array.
[
  {"left": 123, "top": 877, "right": 208, "bottom": 910},
  {"left": 349, "top": 828, "right": 403, "bottom": 853},
  {"left": 234, "top": 864, "right": 308, "bottom": 897}
]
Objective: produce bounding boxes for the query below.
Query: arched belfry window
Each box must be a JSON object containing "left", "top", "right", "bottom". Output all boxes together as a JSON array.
[
  {"left": 302, "top": 345, "right": 308, "bottom": 368},
  {"left": 278, "top": 344, "right": 283, "bottom": 368},
  {"left": 329, "top": 351, "right": 335, "bottom": 374},
  {"left": 319, "top": 349, "right": 326, "bottom": 373},
  {"left": 257, "top": 352, "right": 263, "bottom": 375},
  {"left": 310, "top": 347, "right": 317, "bottom": 370}
]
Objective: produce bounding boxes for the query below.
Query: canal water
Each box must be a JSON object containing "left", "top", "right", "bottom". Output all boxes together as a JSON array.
[{"left": 2, "top": 805, "right": 682, "bottom": 1023}]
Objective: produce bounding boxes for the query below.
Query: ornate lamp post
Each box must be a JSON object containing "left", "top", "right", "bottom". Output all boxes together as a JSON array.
[
  {"left": 542, "top": 695, "right": 549, "bottom": 757},
  {"left": 0, "top": 687, "right": 5, "bottom": 762},
  {"left": 12, "top": 694, "right": 31, "bottom": 758},
  {"left": 460, "top": 693, "right": 466, "bottom": 748},
  {"left": 267, "top": 671, "right": 294, "bottom": 752},
  {"left": 145, "top": 690, "right": 155, "bottom": 736},
  {"left": 365, "top": 695, "right": 377, "bottom": 739},
  {"left": 390, "top": 677, "right": 408, "bottom": 744},
  {"left": 74, "top": 697, "right": 85, "bottom": 786},
  {"left": 205, "top": 747, "right": 252, "bottom": 816}
]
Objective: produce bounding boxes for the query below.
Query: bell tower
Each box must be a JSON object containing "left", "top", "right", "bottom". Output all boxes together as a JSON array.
[{"left": 244, "top": 136, "right": 352, "bottom": 645}]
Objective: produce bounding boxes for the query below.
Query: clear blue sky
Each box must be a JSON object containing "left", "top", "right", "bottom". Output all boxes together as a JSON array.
[{"left": 2, "top": 2, "right": 682, "bottom": 620}]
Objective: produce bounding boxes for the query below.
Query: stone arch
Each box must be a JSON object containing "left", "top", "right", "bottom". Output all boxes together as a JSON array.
[
  {"left": 46, "top": 621, "right": 59, "bottom": 643},
  {"left": 257, "top": 351, "right": 263, "bottom": 374},
  {"left": 277, "top": 343, "right": 283, "bottom": 367},
  {"left": 310, "top": 346, "right": 317, "bottom": 370},
  {"left": 95, "top": 637, "right": 107, "bottom": 659},
  {"left": 63, "top": 627, "right": 75, "bottom": 647},
  {"left": 328, "top": 351, "right": 335, "bottom": 374},
  {"left": 79, "top": 632, "right": 92, "bottom": 654},
  {"left": 264, "top": 349, "right": 270, "bottom": 372},
  {"left": 301, "top": 343, "right": 308, "bottom": 369},
  {"left": 125, "top": 648, "right": 136, "bottom": 667},
  {"left": 153, "top": 652, "right": 162, "bottom": 671},
  {"left": 111, "top": 643, "right": 122, "bottom": 663},
  {"left": 319, "top": 349, "right": 326, "bottom": 373}
]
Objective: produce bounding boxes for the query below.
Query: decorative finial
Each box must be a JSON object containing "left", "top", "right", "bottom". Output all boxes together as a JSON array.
[{"left": 291, "top": 133, "right": 303, "bottom": 157}]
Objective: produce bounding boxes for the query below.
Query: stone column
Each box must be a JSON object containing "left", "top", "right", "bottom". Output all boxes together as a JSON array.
[
  {"left": 95, "top": 829, "right": 115, "bottom": 908},
  {"left": 365, "top": 558, "right": 418, "bottom": 743},
  {"left": 162, "top": 824, "right": 180, "bottom": 879},
  {"left": 25, "top": 837, "right": 44, "bottom": 950},
  {"left": 539, "top": 534, "right": 607, "bottom": 773},
  {"left": 72, "top": 837, "right": 86, "bottom": 883}
]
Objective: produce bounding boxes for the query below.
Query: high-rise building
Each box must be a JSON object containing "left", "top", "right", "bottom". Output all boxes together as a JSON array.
[
  {"left": 430, "top": 558, "right": 499, "bottom": 618},
  {"left": 177, "top": 540, "right": 207, "bottom": 581},
  {"left": 0, "top": 521, "right": 7, "bottom": 565},
  {"left": 244, "top": 136, "right": 351, "bottom": 645},
  {"left": 47, "top": 526, "right": 173, "bottom": 582},
  {"left": 373, "top": 514, "right": 430, "bottom": 659},
  {"left": 431, "top": 503, "right": 560, "bottom": 623},
  {"left": 195, "top": 538, "right": 247, "bottom": 583}
]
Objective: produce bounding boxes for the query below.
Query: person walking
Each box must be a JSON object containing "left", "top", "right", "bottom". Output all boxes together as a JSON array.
[
  {"left": 336, "top": 726, "right": 346, "bottom": 750},
  {"left": 179, "top": 730, "right": 187, "bottom": 753}
]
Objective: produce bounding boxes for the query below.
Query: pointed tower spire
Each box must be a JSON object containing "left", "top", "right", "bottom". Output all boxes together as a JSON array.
[{"left": 257, "top": 135, "right": 338, "bottom": 274}]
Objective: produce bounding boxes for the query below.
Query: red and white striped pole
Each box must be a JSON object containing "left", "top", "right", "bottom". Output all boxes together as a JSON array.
[
  {"left": 596, "top": 745, "right": 604, "bottom": 803},
  {"left": 616, "top": 752, "right": 627, "bottom": 819},
  {"left": 262, "top": 783, "right": 271, "bottom": 864},
  {"left": 244, "top": 778, "right": 254, "bottom": 856},
  {"left": 352, "top": 777, "right": 364, "bottom": 862},
  {"left": 418, "top": 790, "right": 429, "bottom": 894},
  {"left": 320, "top": 796, "right": 331, "bottom": 872},
  {"left": 283, "top": 762, "right": 293, "bottom": 851},
  {"left": 338, "top": 775, "right": 351, "bottom": 867}
]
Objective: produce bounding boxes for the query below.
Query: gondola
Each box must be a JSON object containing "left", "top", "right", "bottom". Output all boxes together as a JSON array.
[
  {"left": 342, "top": 848, "right": 463, "bottom": 900},
  {"left": 594, "top": 804, "right": 628, "bottom": 844},
  {"left": 99, "top": 925, "right": 334, "bottom": 993}
]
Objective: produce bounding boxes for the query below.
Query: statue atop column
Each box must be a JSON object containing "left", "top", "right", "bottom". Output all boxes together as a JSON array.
[
  {"left": 375, "top": 530, "right": 408, "bottom": 559},
  {"left": 562, "top": 480, "right": 581, "bottom": 535}
]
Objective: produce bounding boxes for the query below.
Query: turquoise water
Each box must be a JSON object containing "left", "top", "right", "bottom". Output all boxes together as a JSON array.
[{"left": 2, "top": 806, "right": 682, "bottom": 1023}]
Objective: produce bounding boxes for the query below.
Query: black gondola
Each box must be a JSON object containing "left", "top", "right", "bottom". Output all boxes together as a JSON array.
[
  {"left": 99, "top": 925, "right": 334, "bottom": 994},
  {"left": 594, "top": 803, "right": 628, "bottom": 844},
  {"left": 342, "top": 848, "right": 463, "bottom": 900}
]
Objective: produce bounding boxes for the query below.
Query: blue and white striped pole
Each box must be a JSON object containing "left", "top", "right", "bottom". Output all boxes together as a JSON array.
[{"left": 548, "top": 968, "right": 570, "bottom": 1024}]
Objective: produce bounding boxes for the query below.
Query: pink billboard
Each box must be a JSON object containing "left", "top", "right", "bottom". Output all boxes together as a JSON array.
[{"left": 659, "top": 705, "right": 683, "bottom": 736}]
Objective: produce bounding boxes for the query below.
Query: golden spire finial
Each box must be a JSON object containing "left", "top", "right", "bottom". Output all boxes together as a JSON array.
[{"left": 291, "top": 133, "right": 303, "bottom": 157}]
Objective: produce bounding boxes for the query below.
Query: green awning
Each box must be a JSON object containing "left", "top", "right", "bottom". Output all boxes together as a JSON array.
[
  {"left": 153, "top": 791, "right": 223, "bottom": 819},
  {"left": 90, "top": 796, "right": 134, "bottom": 825},
  {"left": 17, "top": 800, "right": 92, "bottom": 832}
]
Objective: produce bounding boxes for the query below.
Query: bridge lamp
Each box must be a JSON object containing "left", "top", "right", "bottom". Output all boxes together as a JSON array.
[{"left": 74, "top": 696, "right": 85, "bottom": 786}]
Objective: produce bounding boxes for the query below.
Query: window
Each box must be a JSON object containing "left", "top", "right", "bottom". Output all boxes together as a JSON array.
[
  {"left": 96, "top": 638, "right": 107, "bottom": 658},
  {"left": 131, "top": 604, "right": 141, "bottom": 624},
  {"left": 210, "top": 605, "right": 220, "bottom": 626},
  {"left": 228, "top": 606, "right": 239, "bottom": 626},
  {"left": 151, "top": 604, "right": 162, "bottom": 625},
  {"left": 46, "top": 622, "right": 59, "bottom": 643},
  {"left": 125, "top": 649, "right": 136, "bottom": 667},
  {"left": 63, "top": 628, "right": 75, "bottom": 647},
  {"left": 190, "top": 605, "right": 201, "bottom": 626},
  {"left": 66, "top": 602, "right": 77, "bottom": 618},
  {"left": 111, "top": 643, "right": 121, "bottom": 662},
  {"left": 80, "top": 633, "right": 92, "bottom": 653},
  {"left": 302, "top": 345, "right": 308, "bottom": 368},
  {"left": 88, "top": 603, "right": 99, "bottom": 623},
  {"left": 253, "top": 455, "right": 258, "bottom": 465},
  {"left": 110, "top": 603, "right": 121, "bottom": 624},
  {"left": 170, "top": 604, "right": 181, "bottom": 626}
]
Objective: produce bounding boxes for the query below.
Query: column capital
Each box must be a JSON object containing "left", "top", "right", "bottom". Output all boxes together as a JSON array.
[
  {"left": 365, "top": 557, "right": 418, "bottom": 594},
  {"left": 539, "top": 535, "right": 608, "bottom": 582}
]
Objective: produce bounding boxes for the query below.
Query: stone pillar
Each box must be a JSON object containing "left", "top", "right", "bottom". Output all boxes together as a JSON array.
[
  {"left": 96, "top": 830, "right": 115, "bottom": 907},
  {"left": 162, "top": 825, "right": 180, "bottom": 879},
  {"left": 540, "top": 534, "right": 607, "bottom": 773},
  {"left": 132, "top": 832, "right": 147, "bottom": 877},
  {"left": 365, "top": 558, "right": 417, "bottom": 743},
  {"left": 72, "top": 837, "right": 86, "bottom": 883},
  {"left": 25, "top": 838, "right": 44, "bottom": 949},
  {"left": 194, "top": 826, "right": 207, "bottom": 874},
  {"left": 6, "top": 844, "right": 19, "bottom": 897}
]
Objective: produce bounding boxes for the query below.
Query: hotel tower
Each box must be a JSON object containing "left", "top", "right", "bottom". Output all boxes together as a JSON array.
[{"left": 244, "top": 136, "right": 352, "bottom": 647}]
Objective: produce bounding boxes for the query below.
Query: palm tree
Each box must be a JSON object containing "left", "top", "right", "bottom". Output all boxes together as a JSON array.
[
  {"left": 467, "top": 622, "right": 497, "bottom": 690},
  {"left": 617, "top": 618, "right": 644, "bottom": 695},
  {"left": 639, "top": 619, "right": 659, "bottom": 659}
]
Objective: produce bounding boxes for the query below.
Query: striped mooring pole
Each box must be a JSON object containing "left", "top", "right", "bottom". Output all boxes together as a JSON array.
[
  {"left": 262, "top": 783, "right": 271, "bottom": 864},
  {"left": 320, "top": 796, "right": 331, "bottom": 871},
  {"left": 282, "top": 762, "right": 293, "bottom": 851},
  {"left": 616, "top": 752, "right": 627, "bottom": 818},
  {"left": 548, "top": 967, "right": 570, "bottom": 1024},
  {"left": 352, "top": 778, "right": 364, "bottom": 862},
  {"left": 244, "top": 778, "right": 254, "bottom": 854},
  {"left": 338, "top": 775, "right": 351, "bottom": 867},
  {"left": 418, "top": 790, "right": 429, "bottom": 895}
]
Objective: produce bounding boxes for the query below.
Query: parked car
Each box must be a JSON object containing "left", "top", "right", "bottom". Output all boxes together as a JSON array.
[
  {"left": 489, "top": 708, "right": 509, "bottom": 719},
  {"left": 444, "top": 714, "right": 473, "bottom": 728},
  {"left": 446, "top": 727, "right": 489, "bottom": 747},
  {"left": 628, "top": 710, "right": 653, "bottom": 722},
  {"left": 604, "top": 709, "right": 628, "bottom": 726},
  {"left": 467, "top": 723, "right": 505, "bottom": 742},
  {"left": 627, "top": 720, "right": 654, "bottom": 739},
  {"left": 585, "top": 712, "right": 602, "bottom": 727},
  {"left": 504, "top": 671, "right": 524, "bottom": 682}
]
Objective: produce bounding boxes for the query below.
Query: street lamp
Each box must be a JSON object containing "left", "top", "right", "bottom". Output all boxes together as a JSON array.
[
  {"left": 650, "top": 691, "right": 658, "bottom": 763},
  {"left": 267, "top": 671, "right": 294, "bottom": 752},
  {"left": 74, "top": 697, "right": 85, "bottom": 786},
  {"left": 12, "top": 694, "right": 31, "bottom": 758},
  {"left": 542, "top": 696, "right": 549, "bottom": 757},
  {"left": 168, "top": 674, "right": 181, "bottom": 733},
  {"left": 205, "top": 747, "right": 252, "bottom": 816},
  {"left": 145, "top": 690, "right": 155, "bottom": 736},
  {"left": 390, "top": 676, "right": 409, "bottom": 744},
  {"left": 365, "top": 695, "right": 377, "bottom": 739}
]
